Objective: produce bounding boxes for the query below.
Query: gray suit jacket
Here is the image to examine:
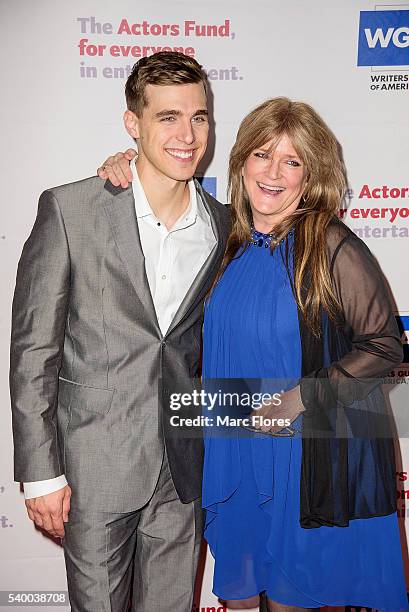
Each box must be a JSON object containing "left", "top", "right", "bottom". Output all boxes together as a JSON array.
[{"left": 10, "top": 177, "right": 230, "bottom": 512}]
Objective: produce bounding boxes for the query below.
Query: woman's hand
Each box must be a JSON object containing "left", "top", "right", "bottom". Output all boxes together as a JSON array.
[
  {"left": 249, "top": 385, "right": 305, "bottom": 434},
  {"left": 97, "top": 148, "right": 137, "bottom": 188}
]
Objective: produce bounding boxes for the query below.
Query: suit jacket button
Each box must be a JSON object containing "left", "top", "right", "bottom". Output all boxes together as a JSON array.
[{"left": 161, "top": 341, "right": 167, "bottom": 348}]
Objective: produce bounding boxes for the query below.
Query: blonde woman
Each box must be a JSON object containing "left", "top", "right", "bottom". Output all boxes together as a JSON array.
[{"left": 201, "top": 98, "right": 407, "bottom": 611}]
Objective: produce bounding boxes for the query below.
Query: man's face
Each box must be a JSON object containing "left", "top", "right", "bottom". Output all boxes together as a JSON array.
[{"left": 124, "top": 82, "right": 209, "bottom": 185}]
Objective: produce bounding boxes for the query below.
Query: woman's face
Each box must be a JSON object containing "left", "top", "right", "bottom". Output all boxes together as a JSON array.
[{"left": 241, "top": 133, "right": 308, "bottom": 232}]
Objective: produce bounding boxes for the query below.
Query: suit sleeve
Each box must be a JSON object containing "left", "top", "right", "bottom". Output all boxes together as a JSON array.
[{"left": 10, "top": 190, "right": 70, "bottom": 482}]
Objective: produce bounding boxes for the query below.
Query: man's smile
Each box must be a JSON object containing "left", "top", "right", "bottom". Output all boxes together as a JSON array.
[{"left": 165, "top": 148, "right": 195, "bottom": 160}]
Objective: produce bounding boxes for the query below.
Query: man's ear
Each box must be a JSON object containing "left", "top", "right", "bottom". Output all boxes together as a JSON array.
[{"left": 123, "top": 110, "right": 140, "bottom": 139}]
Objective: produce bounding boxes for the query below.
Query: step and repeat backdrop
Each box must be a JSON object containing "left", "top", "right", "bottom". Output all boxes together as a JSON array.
[{"left": 0, "top": 1, "right": 408, "bottom": 610}]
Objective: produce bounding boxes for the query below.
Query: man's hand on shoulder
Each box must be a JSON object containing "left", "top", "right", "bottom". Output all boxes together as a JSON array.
[
  {"left": 25, "top": 484, "right": 72, "bottom": 539},
  {"left": 97, "top": 148, "right": 137, "bottom": 188}
]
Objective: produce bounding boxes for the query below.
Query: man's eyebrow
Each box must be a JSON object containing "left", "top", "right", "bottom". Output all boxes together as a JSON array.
[
  {"left": 154, "top": 109, "right": 209, "bottom": 118},
  {"left": 154, "top": 110, "right": 182, "bottom": 118}
]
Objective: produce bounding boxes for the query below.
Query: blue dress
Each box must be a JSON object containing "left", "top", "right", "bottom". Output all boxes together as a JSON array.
[{"left": 202, "top": 232, "right": 408, "bottom": 610}]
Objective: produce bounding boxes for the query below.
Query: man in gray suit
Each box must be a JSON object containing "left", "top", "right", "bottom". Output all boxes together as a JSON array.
[{"left": 10, "top": 52, "right": 230, "bottom": 612}]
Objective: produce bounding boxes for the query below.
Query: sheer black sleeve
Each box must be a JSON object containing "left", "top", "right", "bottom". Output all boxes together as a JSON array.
[
  {"left": 300, "top": 224, "right": 403, "bottom": 408},
  {"left": 299, "top": 224, "right": 400, "bottom": 527}
]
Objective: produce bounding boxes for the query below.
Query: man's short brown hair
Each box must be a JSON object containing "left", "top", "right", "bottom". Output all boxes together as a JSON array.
[{"left": 125, "top": 51, "right": 208, "bottom": 116}]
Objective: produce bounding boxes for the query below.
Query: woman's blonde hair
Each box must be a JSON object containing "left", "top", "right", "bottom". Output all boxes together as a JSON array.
[{"left": 216, "top": 97, "right": 347, "bottom": 335}]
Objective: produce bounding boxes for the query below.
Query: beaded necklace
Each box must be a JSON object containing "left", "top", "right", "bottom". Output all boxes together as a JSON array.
[{"left": 250, "top": 226, "right": 294, "bottom": 248}]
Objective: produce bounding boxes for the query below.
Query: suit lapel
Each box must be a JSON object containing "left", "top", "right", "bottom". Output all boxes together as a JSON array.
[
  {"left": 165, "top": 181, "right": 227, "bottom": 337},
  {"left": 102, "top": 181, "right": 161, "bottom": 336}
]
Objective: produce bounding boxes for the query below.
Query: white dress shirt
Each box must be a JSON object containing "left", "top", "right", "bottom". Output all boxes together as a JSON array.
[
  {"left": 130, "top": 159, "right": 216, "bottom": 334},
  {"left": 23, "top": 163, "right": 216, "bottom": 499}
]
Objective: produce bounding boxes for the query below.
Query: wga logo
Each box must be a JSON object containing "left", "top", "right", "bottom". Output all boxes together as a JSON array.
[
  {"left": 396, "top": 315, "right": 409, "bottom": 363},
  {"left": 358, "top": 10, "right": 409, "bottom": 66}
]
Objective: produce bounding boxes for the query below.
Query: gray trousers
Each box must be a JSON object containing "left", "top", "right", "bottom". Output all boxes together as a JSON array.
[{"left": 63, "top": 450, "right": 203, "bottom": 612}]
